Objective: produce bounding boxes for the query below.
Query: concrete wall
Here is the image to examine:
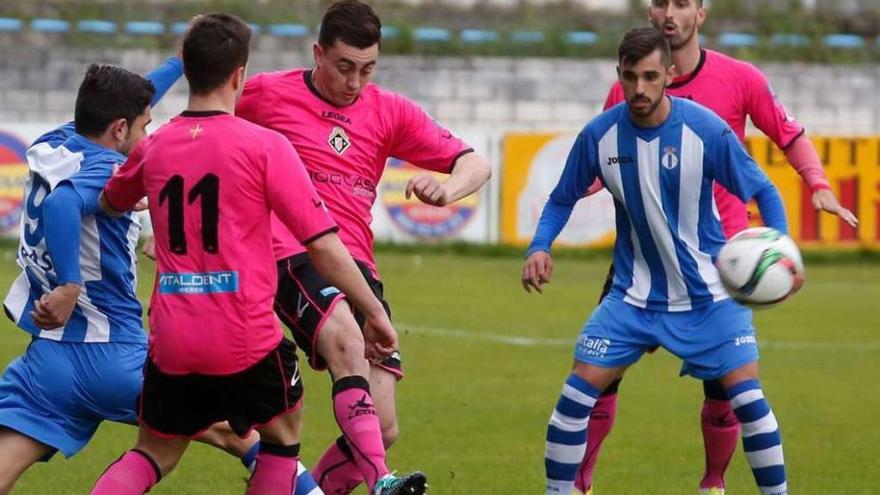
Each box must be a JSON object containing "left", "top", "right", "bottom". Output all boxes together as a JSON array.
[{"left": 1, "top": 45, "right": 878, "bottom": 135}]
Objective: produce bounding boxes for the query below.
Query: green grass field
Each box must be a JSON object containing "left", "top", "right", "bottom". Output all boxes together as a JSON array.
[{"left": 1, "top": 246, "right": 878, "bottom": 494}]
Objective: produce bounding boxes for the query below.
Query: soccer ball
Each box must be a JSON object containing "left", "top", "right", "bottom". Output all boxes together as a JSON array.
[{"left": 715, "top": 227, "right": 805, "bottom": 307}]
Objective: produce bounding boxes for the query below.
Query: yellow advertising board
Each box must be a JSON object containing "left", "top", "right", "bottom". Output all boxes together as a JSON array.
[{"left": 502, "top": 133, "right": 880, "bottom": 250}]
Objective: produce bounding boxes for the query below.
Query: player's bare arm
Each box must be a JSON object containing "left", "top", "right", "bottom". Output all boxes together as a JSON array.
[
  {"left": 405, "top": 152, "right": 491, "bottom": 207},
  {"left": 783, "top": 136, "right": 859, "bottom": 227},
  {"left": 522, "top": 250, "right": 554, "bottom": 294},
  {"left": 304, "top": 232, "right": 398, "bottom": 358},
  {"left": 97, "top": 191, "right": 126, "bottom": 217}
]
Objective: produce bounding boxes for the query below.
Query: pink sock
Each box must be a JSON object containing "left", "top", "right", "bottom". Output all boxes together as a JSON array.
[
  {"left": 574, "top": 392, "right": 618, "bottom": 493},
  {"left": 91, "top": 450, "right": 159, "bottom": 495},
  {"left": 332, "top": 376, "right": 389, "bottom": 490},
  {"left": 700, "top": 399, "right": 740, "bottom": 490},
  {"left": 313, "top": 437, "right": 365, "bottom": 495},
  {"left": 247, "top": 444, "right": 299, "bottom": 495}
]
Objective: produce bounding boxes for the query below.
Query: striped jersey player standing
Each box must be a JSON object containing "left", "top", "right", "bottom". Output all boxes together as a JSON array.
[
  {"left": 524, "top": 28, "right": 790, "bottom": 495},
  {"left": 576, "top": 2, "right": 858, "bottom": 494}
]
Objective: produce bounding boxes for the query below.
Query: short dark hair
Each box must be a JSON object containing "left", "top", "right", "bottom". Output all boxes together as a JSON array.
[
  {"left": 319, "top": 0, "right": 382, "bottom": 49},
  {"left": 182, "top": 13, "right": 252, "bottom": 95},
  {"left": 74, "top": 65, "right": 155, "bottom": 137},
  {"left": 618, "top": 27, "right": 672, "bottom": 68}
]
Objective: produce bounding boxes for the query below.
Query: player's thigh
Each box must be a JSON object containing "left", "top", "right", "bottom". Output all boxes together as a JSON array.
[
  {"left": 662, "top": 299, "right": 758, "bottom": 381},
  {"left": 255, "top": 407, "right": 303, "bottom": 447},
  {"left": 275, "top": 254, "right": 349, "bottom": 371},
  {"left": 573, "top": 296, "right": 652, "bottom": 372},
  {"left": 571, "top": 361, "right": 628, "bottom": 393},
  {"left": 0, "top": 427, "right": 52, "bottom": 484},
  {"left": 315, "top": 300, "right": 369, "bottom": 378}
]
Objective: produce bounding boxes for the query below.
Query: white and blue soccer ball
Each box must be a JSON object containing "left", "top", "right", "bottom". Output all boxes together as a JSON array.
[{"left": 715, "top": 227, "right": 805, "bottom": 307}]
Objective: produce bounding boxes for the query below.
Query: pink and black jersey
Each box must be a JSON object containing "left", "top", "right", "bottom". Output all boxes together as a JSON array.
[
  {"left": 104, "top": 112, "right": 336, "bottom": 375},
  {"left": 237, "top": 69, "right": 472, "bottom": 277},
  {"left": 605, "top": 49, "right": 820, "bottom": 237}
]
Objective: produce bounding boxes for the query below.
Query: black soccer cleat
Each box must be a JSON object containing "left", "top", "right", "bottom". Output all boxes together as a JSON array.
[{"left": 373, "top": 471, "right": 428, "bottom": 495}]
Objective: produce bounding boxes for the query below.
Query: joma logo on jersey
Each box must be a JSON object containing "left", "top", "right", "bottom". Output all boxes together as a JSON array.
[
  {"left": 577, "top": 336, "right": 611, "bottom": 359},
  {"left": 607, "top": 155, "right": 634, "bottom": 166},
  {"left": 734, "top": 335, "right": 757, "bottom": 347},
  {"left": 328, "top": 126, "right": 351, "bottom": 155},
  {"left": 322, "top": 111, "right": 352, "bottom": 125}
]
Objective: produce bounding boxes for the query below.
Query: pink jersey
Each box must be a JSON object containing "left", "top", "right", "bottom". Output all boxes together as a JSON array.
[
  {"left": 104, "top": 111, "right": 337, "bottom": 375},
  {"left": 605, "top": 49, "right": 814, "bottom": 237},
  {"left": 236, "top": 69, "right": 472, "bottom": 277}
]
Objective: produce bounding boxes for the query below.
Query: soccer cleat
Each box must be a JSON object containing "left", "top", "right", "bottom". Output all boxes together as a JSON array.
[
  {"left": 373, "top": 472, "right": 428, "bottom": 495},
  {"left": 700, "top": 488, "right": 725, "bottom": 495}
]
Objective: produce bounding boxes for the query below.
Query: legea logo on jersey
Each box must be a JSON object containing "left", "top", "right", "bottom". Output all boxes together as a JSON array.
[
  {"left": 380, "top": 158, "right": 478, "bottom": 238},
  {"left": 0, "top": 131, "right": 30, "bottom": 237},
  {"left": 662, "top": 146, "right": 679, "bottom": 170}
]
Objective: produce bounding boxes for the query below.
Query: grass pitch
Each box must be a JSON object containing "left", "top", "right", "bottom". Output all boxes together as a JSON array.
[{"left": 1, "top": 247, "right": 878, "bottom": 494}]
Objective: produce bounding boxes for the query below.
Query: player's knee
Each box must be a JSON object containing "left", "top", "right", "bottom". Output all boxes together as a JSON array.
[{"left": 320, "top": 320, "right": 368, "bottom": 376}]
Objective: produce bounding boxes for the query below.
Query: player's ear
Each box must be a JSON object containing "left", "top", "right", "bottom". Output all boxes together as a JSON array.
[
  {"left": 108, "top": 118, "right": 129, "bottom": 144},
  {"left": 313, "top": 42, "right": 323, "bottom": 66},
  {"left": 696, "top": 2, "right": 707, "bottom": 27}
]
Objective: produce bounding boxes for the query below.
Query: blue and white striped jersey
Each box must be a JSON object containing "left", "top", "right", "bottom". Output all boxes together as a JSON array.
[
  {"left": 4, "top": 125, "right": 144, "bottom": 343},
  {"left": 531, "top": 97, "right": 787, "bottom": 312}
]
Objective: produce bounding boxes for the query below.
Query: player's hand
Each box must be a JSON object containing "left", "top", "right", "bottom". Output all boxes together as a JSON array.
[
  {"left": 362, "top": 312, "right": 398, "bottom": 361},
  {"left": 30, "top": 284, "right": 81, "bottom": 330},
  {"left": 812, "top": 189, "right": 859, "bottom": 228},
  {"left": 142, "top": 236, "right": 157, "bottom": 260},
  {"left": 133, "top": 197, "right": 149, "bottom": 212},
  {"left": 405, "top": 174, "right": 450, "bottom": 207},
  {"left": 522, "top": 250, "right": 553, "bottom": 294}
]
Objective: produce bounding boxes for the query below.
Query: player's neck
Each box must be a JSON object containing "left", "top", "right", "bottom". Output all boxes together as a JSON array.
[
  {"left": 186, "top": 93, "right": 235, "bottom": 115},
  {"left": 671, "top": 37, "right": 702, "bottom": 78}
]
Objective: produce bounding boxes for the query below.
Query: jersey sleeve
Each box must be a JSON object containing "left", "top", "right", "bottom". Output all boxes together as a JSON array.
[
  {"left": 262, "top": 132, "right": 337, "bottom": 243},
  {"left": 102, "top": 145, "right": 147, "bottom": 213},
  {"left": 603, "top": 82, "right": 625, "bottom": 111},
  {"left": 528, "top": 130, "right": 599, "bottom": 254},
  {"left": 742, "top": 63, "right": 804, "bottom": 150},
  {"left": 706, "top": 124, "right": 773, "bottom": 203},
  {"left": 389, "top": 94, "right": 472, "bottom": 173},
  {"left": 236, "top": 74, "right": 266, "bottom": 125},
  {"left": 145, "top": 57, "right": 184, "bottom": 108}
]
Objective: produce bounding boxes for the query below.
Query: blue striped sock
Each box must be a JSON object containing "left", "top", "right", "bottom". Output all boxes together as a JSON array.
[
  {"left": 293, "top": 461, "right": 324, "bottom": 495},
  {"left": 241, "top": 441, "right": 260, "bottom": 472},
  {"left": 545, "top": 373, "right": 599, "bottom": 495},
  {"left": 728, "top": 379, "right": 787, "bottom": 495}
]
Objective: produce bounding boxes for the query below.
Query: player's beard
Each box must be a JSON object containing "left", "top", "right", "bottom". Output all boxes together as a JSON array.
[
  {"left": 668, "top": 20, "right": 697, "bottom": 49},
  {"left": 628, "top": 94, "right": 664, "bottom": 120}
]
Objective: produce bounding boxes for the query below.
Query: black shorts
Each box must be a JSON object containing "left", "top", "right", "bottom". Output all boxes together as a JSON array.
[
  {"left": 275, "top": 253, "right": 403, "bottom": 379},
  {"left": 139, "top": 338, "right": 302, "bottom": 438}
]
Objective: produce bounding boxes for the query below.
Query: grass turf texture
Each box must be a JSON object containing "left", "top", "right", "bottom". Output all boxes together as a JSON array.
[{"left": 0, "top": 247, "right": 877, "bottom": 494}]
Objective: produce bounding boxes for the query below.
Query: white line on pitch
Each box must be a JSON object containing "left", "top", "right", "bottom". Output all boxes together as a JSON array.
[{"left": 399, "top": 323, "right": 880, "bottom": 352}]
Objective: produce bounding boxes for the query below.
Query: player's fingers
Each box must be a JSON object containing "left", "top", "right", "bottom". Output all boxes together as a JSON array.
[
  {"left": 838, "top": 208, "right": 860, "bottom": 227},
  {"left": 405, "top": 177, "right": 417, "bottom": 199},
  {"left": 521, "top": 265, "right": 534, "bottom": 293}
]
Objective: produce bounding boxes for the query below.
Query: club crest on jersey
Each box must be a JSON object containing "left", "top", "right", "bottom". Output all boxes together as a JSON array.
[
  {"left": 661, "top": 146, "right": 679, "bottom": 170},
  {"left": 328, "top": 126, "right": 351, "bottom": 155}
]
